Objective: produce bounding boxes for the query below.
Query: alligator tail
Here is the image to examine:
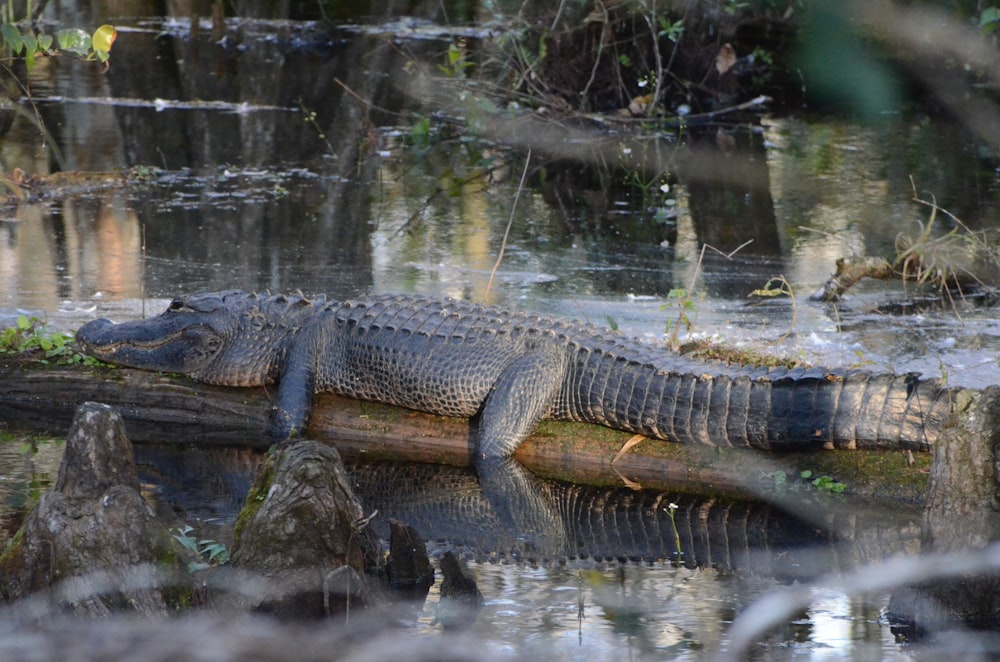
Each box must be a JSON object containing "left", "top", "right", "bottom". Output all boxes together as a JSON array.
[{"left": 567, "top": 355, "right": 954, "bottom": 451}]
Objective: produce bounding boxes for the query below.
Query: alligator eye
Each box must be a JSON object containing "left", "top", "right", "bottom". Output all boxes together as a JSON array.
[{"left": 168, "top": 299, "right": 187, "bottom": 311}]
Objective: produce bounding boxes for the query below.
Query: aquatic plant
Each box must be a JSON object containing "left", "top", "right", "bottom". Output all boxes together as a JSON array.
[
  {"left": 758, "top": 469, "right": 846, "bottom": 496},
  {"left": 0, "top": 18, "right": 115, "bottom": 71},
  {"left": 171, "top": 525, "right": 229, "bottom": 572},
  {"left": 0, "top": 315, "right": 101, "bottom": 366}
]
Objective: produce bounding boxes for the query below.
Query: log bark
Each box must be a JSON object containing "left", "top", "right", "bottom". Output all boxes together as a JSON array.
[{"left": 888, "top": 386, "right": 1000, "bottom": 634}]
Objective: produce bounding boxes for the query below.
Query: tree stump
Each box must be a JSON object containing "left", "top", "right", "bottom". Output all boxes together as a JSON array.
[
  {"left": 888, "top": 386, "right": 1000, "bottom": 634},
  {"left": 437, "top": 551, "right": 483, "bottom": 630},
  {"left": 386, "top": 518, "right": 434, "bottom": 596},
  {"left": 227, "top": 440, "right": 384, "bottom": 619},
  {"left": 0, "top": 402, "right": 191, "bottom": 616}
]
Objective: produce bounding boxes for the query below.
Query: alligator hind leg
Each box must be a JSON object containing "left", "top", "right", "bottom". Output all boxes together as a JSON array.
[
  {"left": 473, "top": 350, "right": 570, "bottom": 557},
  {"left": 474, "top": 349, "right": 565, "bottom": 462}
]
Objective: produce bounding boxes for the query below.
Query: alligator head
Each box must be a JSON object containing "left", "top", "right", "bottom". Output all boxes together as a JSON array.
[{"left": 76, "top": 290, "right": 311, "bottom": 386}]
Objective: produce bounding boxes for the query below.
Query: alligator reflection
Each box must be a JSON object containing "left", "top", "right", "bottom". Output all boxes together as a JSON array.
[{"left": 134, "top": 445, "right": 918, "bottom": 575}]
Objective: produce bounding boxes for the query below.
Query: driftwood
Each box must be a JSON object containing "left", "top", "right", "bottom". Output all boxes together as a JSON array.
[
  {"left": 810, "top": 255, "right": 1000, "bottom": 305},
  {"left": 0, "top": 402, "right": 191, "bottom": 615},
  {"left": 810, "top": 256, "right": 897, "bottom": 302}
]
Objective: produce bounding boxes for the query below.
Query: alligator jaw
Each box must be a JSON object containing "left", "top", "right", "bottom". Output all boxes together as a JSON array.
[
  {"left": 76, "top": 317, "right": 223, "bottom": 375},
  {"left": 78, "top": 318, "right": 180, "bottom": 352}
]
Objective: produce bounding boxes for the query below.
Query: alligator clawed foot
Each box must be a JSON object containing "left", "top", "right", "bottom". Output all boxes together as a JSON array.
[{"left": 266, "top": 406, "right": 301, "bottom": 444}]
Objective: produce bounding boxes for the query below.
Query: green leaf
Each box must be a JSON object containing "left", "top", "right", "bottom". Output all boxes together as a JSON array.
[
  {"left": 22, "top": 32, "right": 36, "bottom": 70},
  {"left": 980, "top": 8, "right": 1000, "bottom": 26},
  {"left": 37, "top": 33, "right": 52, "bottom": 51},
  {"left": 2, "top": 24, "right": 23, "bottom": 54},
  {"left": 447, "top": 42, "right": 461, "bottom": 66},
  {"left": 56, "top": 28, "right": 88, "bottom": 54},
  {"left": 16, "top": 315, "right": 30, "bottom": 331},
  {"left": 409, "top": 116, "right": 431, "bottom": 149}
]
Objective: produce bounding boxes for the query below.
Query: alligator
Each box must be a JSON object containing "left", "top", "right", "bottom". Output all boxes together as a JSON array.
[{"left": 76, "top": 290, "right": 955, "bottom": 461}]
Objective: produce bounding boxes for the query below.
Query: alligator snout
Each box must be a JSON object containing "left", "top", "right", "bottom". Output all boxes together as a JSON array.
[{"left": 76, "top": 319, "right": 116, "bottom": 348}]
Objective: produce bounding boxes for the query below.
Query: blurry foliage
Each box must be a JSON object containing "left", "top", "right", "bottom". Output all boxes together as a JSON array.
[
  {"left": 0, "top": 15, "right": 115, "bottom": 71},
  {"left": 981, "top": 7, "right": 1000, "bottom": 34},
  {"left": 794, "top": 5, "right": 902, "bottom": 119}
]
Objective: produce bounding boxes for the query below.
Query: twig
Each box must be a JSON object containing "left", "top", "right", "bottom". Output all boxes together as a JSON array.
[
  {"left": 485, "top": 150, "right": 531, "bottom": 298},
  {"left": 333, "top": 77, "right": 407, "bottom": 119},
  {"left": 550, "top": 0, "right": 569, "bottom": 31},
  {"left": 579, "top": 1, "right": 609, "bottom": 108},
  {"left": 0, "top": 60, "right": 65, "bottom": 169},
  {"left": 643, "top": 4, "right": 664, "bottom": 116},
  {"left": 683, "top": 240, "right": 752, "bottom": 334},
  {"left": 679, "top": 95, "right": 770, "bottom": 122}
]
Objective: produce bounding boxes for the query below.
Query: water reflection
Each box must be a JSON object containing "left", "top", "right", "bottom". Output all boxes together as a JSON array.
[
  {"left": 0, "top": 13, "right": 995, "bottom": 327},
  {"left": 0, "top": 436, "right": 919, "bottom": 657}
]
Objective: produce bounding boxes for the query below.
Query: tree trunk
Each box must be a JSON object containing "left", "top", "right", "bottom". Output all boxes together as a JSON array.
[{"left": 888, "top": 386, "right": 1000, "bottom": 634}]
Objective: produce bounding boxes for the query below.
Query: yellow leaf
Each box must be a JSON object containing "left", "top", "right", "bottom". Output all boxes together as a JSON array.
[{"left": 92, "top": 24, "right": 117, "bottom": 55}]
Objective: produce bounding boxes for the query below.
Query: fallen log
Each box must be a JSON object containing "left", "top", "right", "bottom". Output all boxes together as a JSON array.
[{"left": 0, "top": 357, "right": 935, "bottom": 503}]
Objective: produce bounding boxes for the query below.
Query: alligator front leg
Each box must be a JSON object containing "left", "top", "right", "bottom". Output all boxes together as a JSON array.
[{"left": 267, "top": 337, "right": 318, "bottom": 441}]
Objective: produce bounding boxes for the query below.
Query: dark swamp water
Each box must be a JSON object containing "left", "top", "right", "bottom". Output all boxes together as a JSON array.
[{"left": 2, "top": 2, "right": 1000, "bottom": 659}]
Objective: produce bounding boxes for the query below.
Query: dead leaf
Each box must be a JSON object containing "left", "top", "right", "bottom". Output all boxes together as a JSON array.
[
  {"left": 583, "top": 6, "right": 605, "bottom": 24},
  {"left": 612, "top": 466, "right": 644, "bottom": 491},
  {"left": 716, "top": 43, "right": 737, "bottom": 75},
  {"left": 612, "top": 433, "right": 647, "bottom": 464},
  {"left": 628, "top": 94, "right": 652, "bottom": 116}
]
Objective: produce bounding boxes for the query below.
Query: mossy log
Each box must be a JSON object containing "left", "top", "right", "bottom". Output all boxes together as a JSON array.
[{"left": 0, "top": 358, "right": 933, "bottom": 503}]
